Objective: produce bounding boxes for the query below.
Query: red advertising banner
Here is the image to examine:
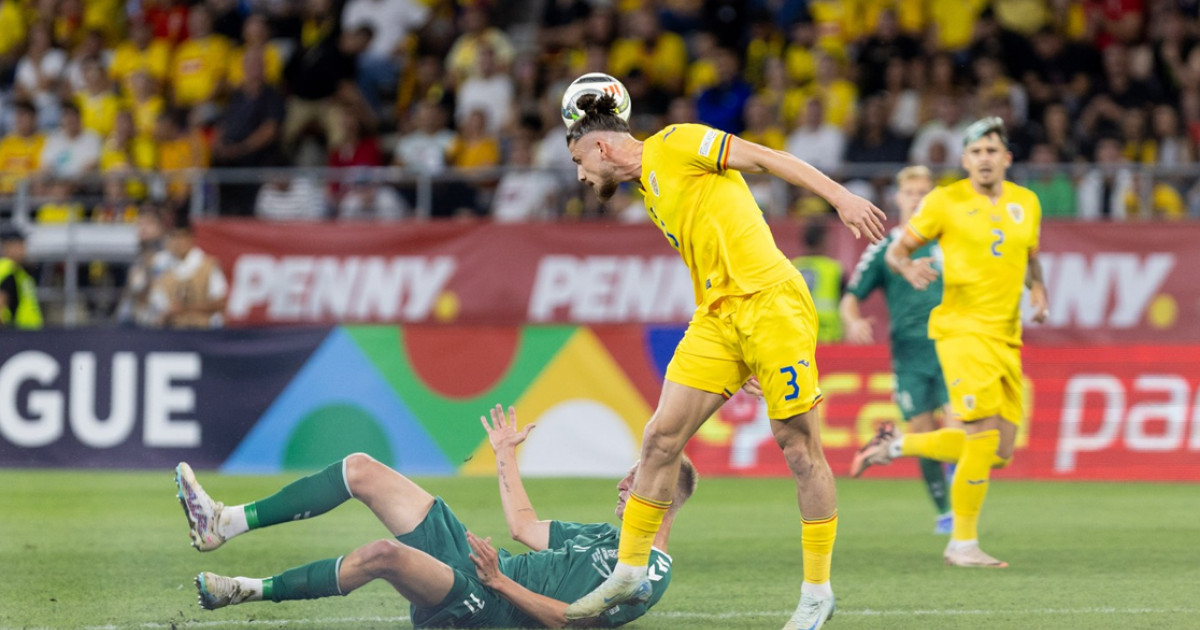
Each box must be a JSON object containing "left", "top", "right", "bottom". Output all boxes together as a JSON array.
[
  {"left": 688, "top": 344, "right": 1200, "bottom": 481},
  {"left": 196, "top": 220, "right": 1200, "bottom": 343}
]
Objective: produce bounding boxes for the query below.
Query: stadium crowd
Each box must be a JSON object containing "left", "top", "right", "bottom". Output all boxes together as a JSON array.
[{"left": 2, "top": 0, "right": 1200, "bottom": 325}]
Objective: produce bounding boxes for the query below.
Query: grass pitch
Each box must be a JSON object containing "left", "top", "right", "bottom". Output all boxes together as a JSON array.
[{"left": 1, "top": 469, "right": 1196, "bottom": 630}]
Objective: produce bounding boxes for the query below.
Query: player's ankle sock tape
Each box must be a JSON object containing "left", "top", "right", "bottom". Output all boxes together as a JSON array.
[
  {"left": 801, "top": 512, "right": 837, "bottom": 585},
  {"left": 901, "top": 428, "right": 966, "bottom": 462},
  {"left": 267, "top": 556, "right": 344, "bottom": 602},
  {"left": 919, "top": 457, "right": 951, "bottom": 513},
  {"left": 617, "top": 493, "right": 671, "bottom": 566},
  {"left": 248, "top": 461, "right": 352, "bottom": 529},
  {"left": 951, "top": 430, "right": 1000, "bottom": 542}
]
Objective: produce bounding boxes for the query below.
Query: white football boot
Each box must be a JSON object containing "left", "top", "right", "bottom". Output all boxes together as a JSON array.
[
  {"left": 782, "top": 590, "right": 836, "bottom": 630},
  {"left": 175, "top": 462, "right": 226, "bottom": 551},
  {"left": 195, "top": 572, "right": 254, "bottom": 610},
  {"left": 564, "top": 572, "right": 652, "bottom": 619},
  {"left": 944, "top": 541, "right": 1008, "bottom": 568}
]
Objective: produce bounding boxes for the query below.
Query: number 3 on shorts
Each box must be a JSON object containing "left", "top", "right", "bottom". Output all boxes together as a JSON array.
[{"left": 780, "top": 366, "right": 799, "bottom": 401}]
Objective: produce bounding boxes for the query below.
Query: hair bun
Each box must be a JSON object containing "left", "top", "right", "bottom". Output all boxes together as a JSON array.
[{"left": 577, "top": 93, "right": 618, "bottom": 118}]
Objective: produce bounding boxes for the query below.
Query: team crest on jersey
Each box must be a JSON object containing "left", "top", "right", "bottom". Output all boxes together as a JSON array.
[
  {"left": 963, "top": 394, "right": 976, "bottom": 411},
  {"left": 649, "top": 171, "right": 660, "bottom": 197},
  {"left": 1007, "top": 203, "right": 1024, "bottom": 223}
]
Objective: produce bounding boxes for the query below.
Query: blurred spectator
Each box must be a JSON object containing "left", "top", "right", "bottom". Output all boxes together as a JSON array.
[
  {"left": 109, "top": 18, "right": 171, "bottom": 97},
  {"left": 973, "top": 55, "right": 1028, "bottom": 126},
  {"left": 15, "top": 22, "right": 66, "bottom": 128},
  {"left": 1078, "top": 136, "right": 1135, "bottom": 219},
  {"left": 0, "top": 100, "right": 44, "bottom": 194},
  {"left": 145, "top": 0, "right": 192, "bottom": 45},
  {"left": 1149, "top": 104, "right": 1193, "bottom": 166},
  {"left": 341, "top": 0, "right": 429, "bottom": 111},
  {"left": 229, "top": 14, "right": 283, "bottom": 88},
  {"left": 1025, "top": 143, "right": 1077, "bottom": 218},
  {"left": 254, "top": 177, "right": 326, "bottom": 220},
  {"left": 1041, "top": 102, "right": 1081, "bottom": 162},
  {"left": 927, "top": 0, "right": 986, "bottom": 52},
  {"left": 150, "top": 221, "right": 228, "bottom": 329},
  {"left": 0, "top": 225, "right": 43, "bottom": 329},
  {"left": 1084, "top": 0, "right": 1145, "bottom": 48},
  {"left": 39, "top": 101, "right": 101, "bottom": 180},
  {"left": 212, "top": 51, "right": 285, "bottom": 215},
  {"left": 63, "top": 29, "right": 111, "bottom": 94},
  {"left": 393, "top": 100, "right": 453, "bottom": 174},
  {"left": 696, "top": 47, "right": 752, "bottom": 134},
  {"left": 327, "top": 106, "right": 382, "bottom": 198},
  {"left": 282, "top": 5, "right": 365, "bottom": 154},
  {"left": 92, "top": 177, "right": 140, "bottom": 223},
  {"left": 169, "top": 5, "right": 231, "bottom": 110},
  {"left": 883, "top": 58, "right": 921, "bottom": 137},
  {"left": 491, "top": 137, "right": 559, "bottom": 222},
  {"left": 99, "top": 109, "right": 156, "bottom": 199},
  {"left": 36, "top": 178, "right": 85, "bottom": 223},
  {"left": 608, "top": 8, "right": 687, "bottom": 94},
  {"left": 856, "top": 9, "right": 919, "bottom": 97},
  {"left": 75, "top": 58, "right": 121, "bottom": 138},
  {"left": 1022, "top": 26, "right": 1099, "bottom": 118},
  {"left": 539, "top": 0, "right": 591, "bottom": 52},
  {"left": 338, "top": 180, "right": 408, "bottom": 220},
  {"left": 127, "top": 71, "right": 165, "bottom": 137},
  {"left": 455, "top": 45, "right": 514, "bottom": 135},
  {"left": 52, "top": 0, "right": 87, "bottom": 52},
  {"left": 445, "top": 4, "right": 514, "bottom": 83},
  {"left": 1121, "top": 107, "right": 1154, "bottom": 163},
  {"left": 741, "top": 95, "right": 785, "bottom": 150},
  {"left": 154, "top": 108, "right": 209, "bottom": 212},
  {"left": 845, "top": 95, "right": 909, "bottom": 164},
  {"left": 811, "top": 52, "right": 858, "bottom": 131},
  {"left": 447, "top": 108, "right": 500, "bottom": 216},
  {"left": 909, "top": 95, "right": 966, "bottom": 166},
  {"left": 0, "top": 0, "right": 26, "bottom": 80},
  {"left": 395, "top": 54, "right": 455, "bottom": 127},
  {"left": 786, "top": 99, "right": 845, "bottom": 173},
  {"left": 117, "top": 209, "right": 173, "bottom": 327}
]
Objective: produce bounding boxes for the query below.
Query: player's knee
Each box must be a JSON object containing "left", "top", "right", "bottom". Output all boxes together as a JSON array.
[
  {"left": 343, "top": 452, "right": 385, "bottom": 496},
  {"left": 358, "top": 539, "right": 408, "bottom": 576}
]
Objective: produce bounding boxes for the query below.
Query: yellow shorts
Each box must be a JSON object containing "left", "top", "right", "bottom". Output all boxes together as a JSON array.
[
  {"left": 935, "top": 335, "right": 1024, "bottom": 425},
  {"left": 665, "top": 276, "right": 822, "bottom": 420}
]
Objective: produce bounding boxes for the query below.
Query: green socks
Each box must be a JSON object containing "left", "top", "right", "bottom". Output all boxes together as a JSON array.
[
  {"left": 919, "top": 457, "right": 951, "bottom": 514},
  {"left": 265, "top": 557, "right": 344, "bottom": 602},
  {"left": 247, "top": 461, "right": 352, "bottom": 529}
]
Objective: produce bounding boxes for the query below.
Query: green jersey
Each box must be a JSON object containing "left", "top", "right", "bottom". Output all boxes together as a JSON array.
[
  {"left": 846, "top": 229, "right": 943, "bottom": 375},
  {"left": 500, "top": 521, "right": 672, "bottom": 627}
]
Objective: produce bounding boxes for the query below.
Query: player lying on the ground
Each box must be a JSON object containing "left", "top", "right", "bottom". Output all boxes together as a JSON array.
[
  {"left": 842, "top": 165, "right": 958, "bottom": 534},
  {"left": 174, "top": 404, "right": 696, "bottom": 628}
]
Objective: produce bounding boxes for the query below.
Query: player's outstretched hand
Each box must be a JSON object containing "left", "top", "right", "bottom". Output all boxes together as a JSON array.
[
  {"left": 833, "top": 191, "right": 888, "bottom": 242},
  {"left": 902, "top": 257, "right": 939, "bottom": 291},
  {"left": 467, "top": 531, "right": 502, "bottom": 587},
  {"left": 845, "top": 316, "right": 875, "bottom": 344},
  {"left": 481, "top": 404, "right": 535, "bottom": 454},
  {"left": 742, "top": 376, "right": 763, "bottom": 398}
]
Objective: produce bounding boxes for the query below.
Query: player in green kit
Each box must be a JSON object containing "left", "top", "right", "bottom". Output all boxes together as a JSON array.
[
  {"left": 176, "top": 405, "right": 695, "bottom": 628},
  {"left": 843, "top": 166, "right": 955, "bottom": 533}
]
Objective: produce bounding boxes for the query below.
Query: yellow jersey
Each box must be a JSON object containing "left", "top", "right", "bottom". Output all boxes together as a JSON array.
[
  {"left": 640, "top": 123, "right": 799, "bottom": 310},
  {"left": 0, "top": 133, "right": 43, "bottom": 193},
  {"left": 907, "top": 178, "right": 1041, "bottom": 346},
  {"left": 110, "top": 40, "right": 172, "bottom": 94},
  {"left": 171, "top": 36, "right": 231, "bottom": 107}
]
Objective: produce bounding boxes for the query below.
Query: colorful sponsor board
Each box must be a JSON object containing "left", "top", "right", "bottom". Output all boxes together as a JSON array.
[
  {"left": 197, "top": 221, "right": 1200, "bottom": 343},
  {"left": 1, "top": 327, "right": 1196, "bottom": 481}
]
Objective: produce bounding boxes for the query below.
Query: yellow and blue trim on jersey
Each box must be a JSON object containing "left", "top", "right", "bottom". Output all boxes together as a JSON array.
[{"left": 715, "top": 132, "right": 731, "bottom": 171}]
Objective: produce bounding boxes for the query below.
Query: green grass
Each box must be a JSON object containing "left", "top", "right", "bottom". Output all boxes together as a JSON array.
[{"left": 1, "top": 470, "right": 1197, "bottom": 629}]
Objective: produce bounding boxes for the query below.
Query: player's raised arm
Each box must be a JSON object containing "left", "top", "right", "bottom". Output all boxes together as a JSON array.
[
  {"left": 723, "top": 135, "right": 887, "bottom": 242},
  {"left": 480, "top": 404, "right": 552, "bottom": 551}
]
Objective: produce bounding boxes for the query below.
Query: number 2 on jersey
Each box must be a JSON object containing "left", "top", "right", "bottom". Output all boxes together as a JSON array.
[{"left": 990, "top": 228, "right": 1004, "bottom": 257}]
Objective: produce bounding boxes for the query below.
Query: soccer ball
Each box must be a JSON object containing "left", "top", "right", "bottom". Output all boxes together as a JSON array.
[{"left": 560, "top": 73, "right": 632, "bottom": 128}]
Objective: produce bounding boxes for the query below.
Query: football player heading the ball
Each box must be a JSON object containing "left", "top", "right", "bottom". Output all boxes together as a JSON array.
[
  {"left": 177, "top": 404, "right": 697, "bottom": 629},
  {"left": 560, "top": 80, "right": 887, "bottom": 630}
]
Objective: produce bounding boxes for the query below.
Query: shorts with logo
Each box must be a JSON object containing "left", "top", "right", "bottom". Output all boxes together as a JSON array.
[
  {"left": 666, "top": 276, "right": 822, "bottom": 420},
  {"left": 892, "top": 338, "right": 948, "bottom": 420},
  {"left": 934, "top": 334, "right": 1023, "bottom": 425},
  {"left": 397, "top": 498, "right": 524, "bottom": 629}
]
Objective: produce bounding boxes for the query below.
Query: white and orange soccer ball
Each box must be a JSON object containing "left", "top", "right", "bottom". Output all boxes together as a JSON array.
[{"left": 560, "top": 72, "right": 632, "bottom": 127}]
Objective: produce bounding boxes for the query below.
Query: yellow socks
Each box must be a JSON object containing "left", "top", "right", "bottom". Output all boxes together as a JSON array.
[
  {"left": 617, "top": 493, "right": 671, "bottom": 566},
  {"left": 900, "top": 427, "right": 965, "bottom": 462},
  {"left": 801, "top": 512, "right": 837, "bottom": 584},
  {"left": 951, "top": 430, "right": 1000, "bottom": 541}
]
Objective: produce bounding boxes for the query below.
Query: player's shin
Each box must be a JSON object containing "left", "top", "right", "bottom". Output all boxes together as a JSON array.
[
  {"left": 950, "top": 430, "right": 1000, "bottom": 542},
  {"left": 264, "top": 556, "right": 346, "bottom": 602},
  {"left": 801, "top": 512, "right": 837, "bottom": 589},
  {"left": 615, "top": 493, "right": 671, "bottom": 575},
  {"left": 898, "top": 427, "right": 965, "bottom": 462},
  {"left": 240, "top": 460, "right": 353, "bottom": 534}
]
